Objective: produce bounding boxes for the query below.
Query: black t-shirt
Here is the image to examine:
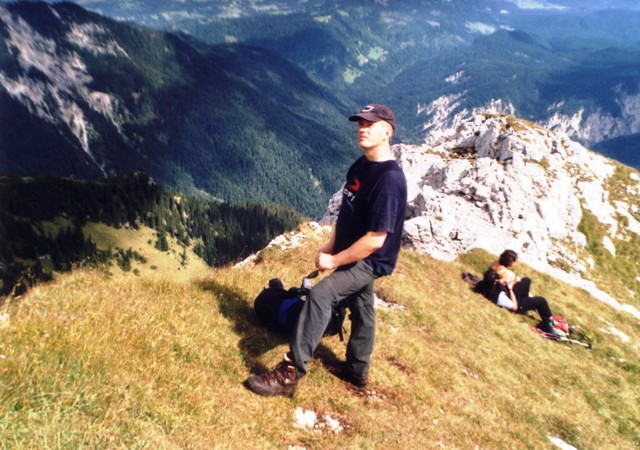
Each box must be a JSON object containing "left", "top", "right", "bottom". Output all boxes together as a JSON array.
[{"left": 334, "top": 155, "right": 407, "bottom": 276}]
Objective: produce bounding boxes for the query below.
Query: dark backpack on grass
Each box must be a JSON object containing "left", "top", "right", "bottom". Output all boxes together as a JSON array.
[{"left": 254, "top": 278, "right": 347, "bottom": 340}]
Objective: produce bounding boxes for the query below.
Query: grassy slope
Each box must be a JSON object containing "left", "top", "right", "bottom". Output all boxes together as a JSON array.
[
  {"left": 82, "top": 223, "right": 209, "bottom": 281},
  {"left": 1, "top": 223, "right": 639, "bottom": 449}
]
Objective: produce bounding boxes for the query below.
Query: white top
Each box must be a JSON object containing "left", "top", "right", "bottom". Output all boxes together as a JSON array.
[{"left": 497, "top": 291, "right": 515, "bottom": 310}]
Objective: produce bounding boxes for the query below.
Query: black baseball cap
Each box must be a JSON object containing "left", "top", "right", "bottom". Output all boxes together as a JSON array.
[{"left": 349, "top": 104, "right": 395, "bottom": 129}]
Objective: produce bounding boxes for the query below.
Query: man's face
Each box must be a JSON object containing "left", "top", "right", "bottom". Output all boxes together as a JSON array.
[{"left": 357, "top": 119, "right": 391, "bottom": 150}]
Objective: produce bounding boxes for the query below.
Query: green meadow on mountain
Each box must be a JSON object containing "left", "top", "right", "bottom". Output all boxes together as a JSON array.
[{"left": 0, "top": 173, "right": 302, "bottom": 295}]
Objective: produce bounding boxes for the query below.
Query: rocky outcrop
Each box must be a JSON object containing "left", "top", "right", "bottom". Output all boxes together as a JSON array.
[
  {"left": 543, "top": 90, "right": 640, "bottom": 145},
  {"left": 419, "top": 90, "right": 640, "bottom": 157},
  {"left": 0, "top": 4, "right": 127, "bottom": 176},
  {"left": 322, "top": 114, "right": 640, "bottom": 319}
]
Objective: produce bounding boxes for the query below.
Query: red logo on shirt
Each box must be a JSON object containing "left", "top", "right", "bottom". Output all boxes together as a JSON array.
[{"left": 346, "top": 177, "right": 361, "bottom": 192}]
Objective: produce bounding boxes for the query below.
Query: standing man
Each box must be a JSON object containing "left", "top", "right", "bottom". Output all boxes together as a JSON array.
[{"left": 245, "top": 104, "right": 407, "bottom": 396}]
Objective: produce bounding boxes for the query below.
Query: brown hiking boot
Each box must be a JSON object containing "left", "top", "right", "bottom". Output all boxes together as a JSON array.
[{"left": 244, "top": 361, "right": 299, "bottom": 397}]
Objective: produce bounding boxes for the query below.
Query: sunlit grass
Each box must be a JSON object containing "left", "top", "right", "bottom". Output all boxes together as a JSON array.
[
  {"left": 1, "top": 225, "right": 639, "bottom": 448},
  {"left": 83, "top": 222, "right": 209, "bottom": 281}
]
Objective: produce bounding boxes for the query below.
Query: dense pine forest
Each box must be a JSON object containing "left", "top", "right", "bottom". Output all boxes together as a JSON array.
[
  {"left": 0, "top": 1, "right": 355, "bottom": 218},
  {"left": 0, "top": 173, "right": 302, "bottom": 295}
]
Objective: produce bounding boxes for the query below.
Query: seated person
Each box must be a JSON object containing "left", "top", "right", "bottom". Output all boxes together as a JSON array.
[
  {"left": 480, "top": 250, "right": 554, "bottom": 329},
  {"left": 490, "top": 249, "right": 519, "bottom": 284},
  {"left": 482, "top": 269, "right": 518, "bottom": 310},
  {"left": 490, "top": 249, "right": 530, "bottom": 303}
]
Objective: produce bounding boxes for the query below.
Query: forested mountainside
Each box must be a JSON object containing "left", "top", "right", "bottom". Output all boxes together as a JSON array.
[
  {"left": 3, "top": 0, "right": 640, "bottom": 226},
  {"left": 0, "top": 1, "right": 357, "bottom": 218},
  {"left": 0, "top": 173, "right": 301, "bottom": 295},
  {"left": 60, "top": 0, "right": 640, "bottom": 167}
]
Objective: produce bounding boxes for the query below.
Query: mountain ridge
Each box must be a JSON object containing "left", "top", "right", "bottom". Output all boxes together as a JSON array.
[
  {"left": 0, "top": 1, "right": 357, "bottom": 217},
  {"left": 3, "top": 0, "right": 640, "bottom": 214},
  {"left": 83, "top": 0, "right": 640, "bottom": 145},
  {"left": 129, "top": 0, "right": 640, "bottom": 164}
]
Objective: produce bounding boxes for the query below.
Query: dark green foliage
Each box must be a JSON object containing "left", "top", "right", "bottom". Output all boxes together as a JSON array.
[
  {"left": 6, "top": 0, "right": 640, "bottom": 186},
  {"left": 1, "top": 1, "right": 356, "bottom": 218},
  {"left": 0, "top": 173, "right": 302, "bottom": 295},
  {"left": 155, "top": 230, "right": 169, "bottom": 252},
  {"left": 168, "top": 3, "right": 640, "bottom": 162},
  {"left": 173, "top": 0, "right": 494, "bottom": 96},
  {"left": 594, "top": 133, "right": 640, "bottom": 169},
  {"left": 114, "top": 248, "right": 146, "bottom": 272}
]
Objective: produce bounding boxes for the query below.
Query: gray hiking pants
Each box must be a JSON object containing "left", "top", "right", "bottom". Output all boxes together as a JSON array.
[{"left": 289, "top": 260, "right": 378, "bottom": 379}]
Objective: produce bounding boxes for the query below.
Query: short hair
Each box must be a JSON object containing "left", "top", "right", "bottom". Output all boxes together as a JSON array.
[
  {"left": 498, "top": 249, "right": 518, "bottom": 266},
  {"left": 382, "top": 120, "right": 394, "bottom": 143}
]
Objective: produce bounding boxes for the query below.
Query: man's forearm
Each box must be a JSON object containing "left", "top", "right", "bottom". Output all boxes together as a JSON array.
[
  {"left": 318, "top": 232, "right": 336, "bottom": 255},
  {"left": 316, "top": 231, "right": 387, "bottom": 271}
]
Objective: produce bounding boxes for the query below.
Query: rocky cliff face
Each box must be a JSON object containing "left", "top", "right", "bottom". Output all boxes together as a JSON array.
[
  {"left": 0, "top": 4, "right": 126, "bottom": 175},
  {"left": 542, "top": 90, "right": 640, "bottom": 146},
  {"left": 418, "top": 91, "right": 640, "bottom": 154},
  {"left": 322, "top": 114, "right": 640, "bottom": 319}
]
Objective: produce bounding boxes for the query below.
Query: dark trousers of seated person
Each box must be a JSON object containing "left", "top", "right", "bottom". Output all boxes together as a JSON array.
[
  {"left": 517, "top": 296, "right": 552, "bottom": 321},
  {"left": 513, "top": 277, "right": 552, "bottom": 320},
  {"left": 513, "top": 277, "right": 531, "bottom": 300}
]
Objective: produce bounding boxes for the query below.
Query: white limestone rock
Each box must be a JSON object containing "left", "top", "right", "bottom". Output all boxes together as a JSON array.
[{"left": 322, "top": 113, "right": 640, "bottom": 320}]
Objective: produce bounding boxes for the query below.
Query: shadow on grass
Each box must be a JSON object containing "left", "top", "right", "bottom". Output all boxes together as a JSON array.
[{"left": 196, "top": 278, "right": 341, "bottom": 376}]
